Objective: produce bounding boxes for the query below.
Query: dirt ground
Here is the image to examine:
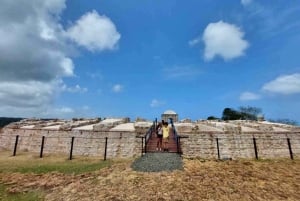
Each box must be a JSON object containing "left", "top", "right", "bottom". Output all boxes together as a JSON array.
[{"left": 0, "top": 155, "right": 300, "bottom": 201}]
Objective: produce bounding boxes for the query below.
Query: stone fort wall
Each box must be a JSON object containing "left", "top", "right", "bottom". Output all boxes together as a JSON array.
[
  {"left": 0, "top": 128, "right": 141, "bottom": 158},
  {"left": 1, "top": 120, "right": 300, "bottom": 160},
  {"left": 178, "top": 132, "right": 300, "bottom": 159}
]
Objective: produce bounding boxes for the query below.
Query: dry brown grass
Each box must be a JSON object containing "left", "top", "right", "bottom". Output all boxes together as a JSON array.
[{"left": 0, "top": 152, "right": 300, "bottom": 201}]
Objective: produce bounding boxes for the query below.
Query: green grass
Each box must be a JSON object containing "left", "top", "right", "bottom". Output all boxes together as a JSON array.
[
  {"left": 0, "top": 152, "right": 114, "bottom": 200},
  {"left": 0, "top": 152, "right": 112, "bottom": 174},
  {"left": 0, "top": 184, "right": 43, "bottom": 201},
  {"left": 14, "top": 160, "right": 111, "bottom": 174}
]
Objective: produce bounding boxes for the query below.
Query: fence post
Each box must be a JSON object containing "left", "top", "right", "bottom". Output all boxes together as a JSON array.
[
  {"left": 216, "top": 138, "right": 220, "bottom": 160},
  {"left": 177, "top": 137, "right": 179, "bottom": 154},
  {"left": 13, "top": 135, "right": 19, "bottom": 156},
  {"left": 104, "top": 137, "right": 108, "bottom": 161},
  {"left": 40, "top": 136, "right": 45, "bottom": 158},
  {"left": 69, "top": 137, "right": 75, "bottom": 160},
  {"left": 287, "top": 138, "right": 294, "bottom": 160},
  {"left": 253, "top": 137, "right": 258, "bottom": 160}
]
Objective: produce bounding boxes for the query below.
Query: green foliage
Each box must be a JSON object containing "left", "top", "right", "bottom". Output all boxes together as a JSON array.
[
  {"left": 239, "top": 106, "right": 262, "bottom": 120},
  {"left": 0, "top": 156, "right": 112, "bottom": 175},
  {"left": 0, "top": 117, "right": 23, "bottom": 128},
  {"left": 207, "top": 116, "right": 219, "bottom": 120},
  {"left": 222, "top": 108, "right": 242, "bottom": 120},
  {"left": 15, "top": 161, "right": 110, "bottom": 174},
  {"left": 222, "top": 106, "right": 262, "bottom": 120}
]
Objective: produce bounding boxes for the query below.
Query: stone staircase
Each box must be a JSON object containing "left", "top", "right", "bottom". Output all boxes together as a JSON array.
[{"left": 145, "top": 127, "right": 178, "bottom": 153}]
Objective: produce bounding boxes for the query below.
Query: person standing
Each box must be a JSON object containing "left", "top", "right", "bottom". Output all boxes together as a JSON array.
[
  {"left": 162, "top": 122, "right": 170, "bottom": 152},
  {"left": 156, "top": 123, "right": 163, "bottom": 151}
]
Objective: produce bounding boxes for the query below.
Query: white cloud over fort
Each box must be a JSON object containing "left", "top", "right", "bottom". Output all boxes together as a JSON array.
[
  {"left": 202, "top": 21, "right": 249, "bottom": 61},
  {"left": 240, "top": 92, "right": 261, "bottom": 101},
  {"left": 150, "top": 99, "right": 165, "bottom": 108},
  {"left": 66, "top": 10, "right": 121, "bottom": 52},
  {"left": 262, "top": 73, "right": 300, "bottom": 95},
  {"left": 0, "top": 0, "right": 120, "bottom": 117},
  {"left": 112, "top": 84, "right": 123, "bottom": 93}
]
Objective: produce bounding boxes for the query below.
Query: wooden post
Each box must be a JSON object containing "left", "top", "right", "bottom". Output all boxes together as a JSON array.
[
  {"left": 287, "top": 138, "right": 294, "bottom": 160},
  {"left": 104, "top": 137, "right": 108, "bottom": 161},
  {"left": 142, "top": 137, "right": 144, "bottom": 156},
  {"left": 69, "top": 137, "right": 75, "bottom": 160},
  {"left": 13, "top": 135, "right": 19, "bottom": 156},
  {"left": 40, "top": 136, "right": 45, "bottom": 158},
  {"left": 216, "top": 138, "right": 220, "bottom": 160},
  {"left": 253, "top": 137, "right": 258, "bottom": 160}
]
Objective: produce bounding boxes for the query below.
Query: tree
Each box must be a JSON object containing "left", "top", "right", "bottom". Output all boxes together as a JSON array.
[
  {"left": 222, "top": 108, "right": 242, "bottom": 120},
  {"left": 239, "top": 106, "right": 262, "bottom": 120},
  {"left": 221, "top": 106, "right": 263, "bottom": 120},
  {"left": 0, "top": 117, "right": 23, "bottom": 128},
  {"left": 207, "top": 116, "right": 219, "bottom": 120}
]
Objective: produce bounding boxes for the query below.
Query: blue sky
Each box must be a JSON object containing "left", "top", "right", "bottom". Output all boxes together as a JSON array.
[{"left": 0, "top": 0, "right": 300, "bottom": 123}]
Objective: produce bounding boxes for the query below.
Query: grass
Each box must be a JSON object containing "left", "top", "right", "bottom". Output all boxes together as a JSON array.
[
  {"left": 0, "top": 151, "right": 300, "bottom": 200},
  {"left": 0, "top": 184, "right": 43, "bottom": 201},
  {"left": 0, "top": 152, "right": 112, "bottom": 174}
]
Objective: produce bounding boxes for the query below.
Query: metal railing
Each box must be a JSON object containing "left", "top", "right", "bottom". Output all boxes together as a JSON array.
[
  {"left": 169, "top": 118, "right": 185, "bottom": 154},
  {"left": 136, "top": 121, "right": 155, "bottom": 156},
  {"left": 144, "top": 121, "right": 155, "bottom": 153}
]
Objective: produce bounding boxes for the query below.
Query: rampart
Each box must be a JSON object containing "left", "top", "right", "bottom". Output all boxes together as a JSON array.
[
  {"left": 0, "top": 118, "right": 152, "bottom": 158},
  {"left": 176, "top": 121, "right": 300, "bottom": 159},
  {"left": 0, "top": 118, "right": 300, "bottom": 159}
]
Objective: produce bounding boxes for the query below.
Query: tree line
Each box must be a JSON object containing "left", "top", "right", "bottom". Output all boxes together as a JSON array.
[
  {"left": 0, "top": 117, "right": 24, "bottom": 128},
  {"left": 207, "top": 106, "right": 298, "bottom": 125}
]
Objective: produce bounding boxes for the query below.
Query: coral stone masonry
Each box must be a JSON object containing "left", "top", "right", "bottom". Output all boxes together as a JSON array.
[{"left": 0, "top": 118, "right": 299, "bottom": 159}]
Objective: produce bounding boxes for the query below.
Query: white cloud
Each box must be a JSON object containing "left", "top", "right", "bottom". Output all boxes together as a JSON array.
[
  {"left": 0, "top": 1, "right": 120, "bottom": 118},
  {"left": 0, "top": 80, "right": 59, "bottom": 108},
  {"left": 240, "top": 92, "right": 261, "bottom": 101},
  {"left": 241, "top": 0, "right": 253, "bottom": 6},
  {"left": 62, "top": 84, "right": 88, "bottom": 93},
  {"left": 163, "top": 66, "right": 201, "bottom": 80},
  {"left": 67, "top": 10, "right": 121, "bottom": 52},
  {"left": 188, "top": 36, "right": 201, "bottom": 46},
  {"left": 262, "top": 73, "right": 300, "bottom": 95},
  {"left": 112, "top": 84, "right": 123, "bottom": 93},
  {"left": 202, "top": 21, "right": 249, "bottom": 61},
  {"left": 0, "top": 1, "right": 73, "bottom": 117},
  {"left": 150, "top": 99, "right": 165, "bottom": 108}
]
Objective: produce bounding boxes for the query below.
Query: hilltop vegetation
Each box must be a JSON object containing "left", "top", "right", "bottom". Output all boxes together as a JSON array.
[{"left": 0, "top": 117, "right": 23, "bottom": 128}]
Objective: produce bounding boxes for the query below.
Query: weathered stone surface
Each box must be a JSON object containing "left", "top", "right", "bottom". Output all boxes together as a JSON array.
[
  {"left": 93, "top": 118, "right": 129, "bottom": 131},
  {"left": 179, "top": 119, "right": 192, "bottom": 123},
  {"left": 134, "top": 121, "right": 152, "bottom": 136}
]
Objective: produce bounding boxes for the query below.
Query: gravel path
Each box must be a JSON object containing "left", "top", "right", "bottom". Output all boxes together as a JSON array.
[{"left": 131, "top": 153, "right": 183, "bottom": 172}]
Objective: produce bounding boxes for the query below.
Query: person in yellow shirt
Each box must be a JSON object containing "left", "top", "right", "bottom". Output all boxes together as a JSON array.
[{"left": 162, "top": 122, "right": 170, "bottom": 152}]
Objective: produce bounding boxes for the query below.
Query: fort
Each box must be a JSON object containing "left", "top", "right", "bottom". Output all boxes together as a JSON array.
[{"left": 0, "top": 110, "right": 300, "bottom": 160}]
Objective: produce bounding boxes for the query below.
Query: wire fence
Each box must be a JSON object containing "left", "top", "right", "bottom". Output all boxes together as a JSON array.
[
  {"left": 0, "top": 134, "right": 142, "bottom": 161},
  {"left": 178, "top": 135, "right": 300, "bottom": 160},
  {"left": 1, "top": 132, "right": 300, "bottom": 160}
]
